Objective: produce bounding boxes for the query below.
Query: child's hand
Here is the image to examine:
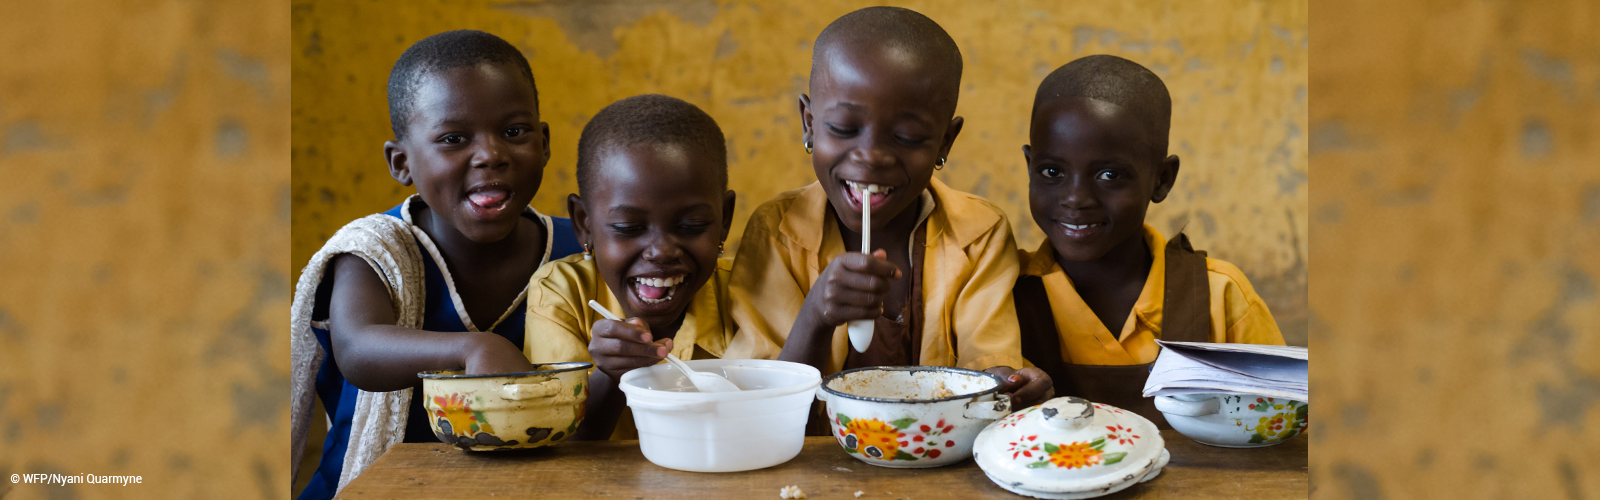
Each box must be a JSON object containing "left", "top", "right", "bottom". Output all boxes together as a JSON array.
[
  {"left": 805, "top": 249, "right": 902, "bottom": 327},
  {"left": 463, "top": 333, "right": 538, "bottom": 375},
  {"left": 589, "top": 317, "right": 673, "bottom": 380},
  {"left": 985, "top": 366, "right": 1054, "bottom": 410}
]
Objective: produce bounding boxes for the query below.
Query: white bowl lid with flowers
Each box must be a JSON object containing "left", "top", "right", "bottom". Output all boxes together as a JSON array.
[{"left": 973, "top": 397, "right": 1169, "bottom": 498}]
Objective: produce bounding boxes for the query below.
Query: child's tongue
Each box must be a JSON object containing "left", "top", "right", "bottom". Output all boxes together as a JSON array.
[
  {"left": 637, "top": 283, "right": 669, "bottom": 300},
  {"left": 469, "top": 190, "right": 508, "bottom": 208}
]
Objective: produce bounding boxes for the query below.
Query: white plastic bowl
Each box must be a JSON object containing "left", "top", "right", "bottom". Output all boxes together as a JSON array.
[{"left": 619, "top": 359, "right": 821, "bottom": 472}]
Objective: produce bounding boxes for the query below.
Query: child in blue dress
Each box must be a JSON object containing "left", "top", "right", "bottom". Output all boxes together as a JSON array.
[{"left": 288, "top": 30, "right": 581, "bottom": 499}]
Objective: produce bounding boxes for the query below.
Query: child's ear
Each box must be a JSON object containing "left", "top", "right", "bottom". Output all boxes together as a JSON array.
[
  {"left": 938, "top": 116, "right": 966, "bottom": 162},
  {"left": 1021, "top": 145, "right": 1033, "bottom": 166},
  {"left": 539, "top": 122, "right": 552, "bottom": 165},
  {"left": 384, "top": 140, "right": 413, "bottom": 186},
  {"left": 720, "top": 189, "right": 738, "bottom": 238},
  {"left": 797, "top": 94, "right": 813, "bottom": 148},
  {"left": 1151, "top": 154, "right": 1181, "bottom": 203},
  {"left": 567, "top": 193, "right": 591, "bottom": 246}
]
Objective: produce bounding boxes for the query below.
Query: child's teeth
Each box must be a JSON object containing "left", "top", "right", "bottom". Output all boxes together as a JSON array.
[
  {"left": 635, "top": 275, "right": 685, "bottom": 304},
  {"left": 637, "top": 276, "right": 684, "bottom": 287},
  {"left": 844, "top": 181, "right": 894, "bottom": 196}
]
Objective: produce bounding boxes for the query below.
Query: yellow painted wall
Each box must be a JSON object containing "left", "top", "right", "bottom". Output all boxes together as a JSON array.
[
  {"left": 290, "top": 0, "right": 1309, "bottom": 346},
  {"left": 0, "top": 1, "right": 289, "bottom": 499},
  {"left": 1309, "top": 0, "right": 1600, "bottom": 498}
]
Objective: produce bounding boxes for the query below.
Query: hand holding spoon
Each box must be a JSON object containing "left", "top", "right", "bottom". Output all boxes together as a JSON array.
[
  {"left": 587, "top": 300, "right": 738, "bottom": 392},
  {"left": 847, "top": 184, "right": 879, "bottom": 353}
]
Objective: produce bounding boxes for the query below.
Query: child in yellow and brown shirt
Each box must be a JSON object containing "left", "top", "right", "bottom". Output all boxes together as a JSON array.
[
  {"left": 1014, "top": 55, "right": 1285, "bottom": 428},
  {"left": 525, "top": 95, "right": 737, "bottom": 439},
  {"left": 726, "top": 7, "right": 1052, "bottom": 416}
]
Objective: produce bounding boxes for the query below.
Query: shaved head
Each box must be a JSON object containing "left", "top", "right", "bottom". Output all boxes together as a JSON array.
[
  {"left": 1034, "top": 55, "right": 1172, "bottom": 158},
  {"left": 576, "top": 94, "right": 727, "bottom": 198},
  {"left": 810, "top": 6, "right": 963, "bottom": 114}
]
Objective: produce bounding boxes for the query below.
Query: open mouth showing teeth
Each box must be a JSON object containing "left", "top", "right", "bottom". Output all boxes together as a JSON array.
[
  {"left": 632, "top": 275, "right": 686, "bottom": 304},
  {"left": 1059, "top": 223, "right": 1101, "bottom": 230},
  {"left": 842, "top": 180, "right": 895, "bottom": 208}
]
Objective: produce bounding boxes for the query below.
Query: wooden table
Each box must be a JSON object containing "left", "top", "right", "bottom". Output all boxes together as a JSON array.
[{"left": 338, "top": 431, "right": 1306, "bottom": 499}]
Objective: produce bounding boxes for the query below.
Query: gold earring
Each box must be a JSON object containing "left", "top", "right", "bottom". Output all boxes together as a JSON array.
[
  {"left": 935, "top": 157, "right": 946, "bottom": 170},
  {"left": 804, "top": 141, "right": 812, "bottom": 154},
  {"left": 718, "top": 242, "right": 724, "bottom": 257}
]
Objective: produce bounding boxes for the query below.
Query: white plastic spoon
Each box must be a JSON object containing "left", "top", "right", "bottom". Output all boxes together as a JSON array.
[
  {"left": 587, "top": 300, "right": 739, "bottom": 392},
  {"left": 846, "top": 184, "right": 879, "bottom": 353}
]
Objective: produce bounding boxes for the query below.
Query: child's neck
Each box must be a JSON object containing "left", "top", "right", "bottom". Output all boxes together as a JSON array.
[
  {"left": 1056, "top": 231, "right": 1152, "bottom": 335},
  {"left": 415, "top": 206, "right": 543, "bottom": 266},
  {"left": 414, "top": 203, "right": 548, "bottom": 330}
]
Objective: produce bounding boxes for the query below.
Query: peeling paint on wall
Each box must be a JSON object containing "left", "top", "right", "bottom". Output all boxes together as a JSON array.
[
  {"left": 1312, "top": 0, "right": 1600, "bottom": 497},
  {"left": 292, "top": 0, "right": 1309, "bottom": 355},
  {"left": 0, "top": 1, "right": 292, "bottom": 498}
]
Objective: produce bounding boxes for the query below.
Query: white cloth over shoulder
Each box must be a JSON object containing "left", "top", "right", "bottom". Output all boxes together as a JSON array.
[{"left": 289, "top": 214, "right": 426, "bottom": 493}]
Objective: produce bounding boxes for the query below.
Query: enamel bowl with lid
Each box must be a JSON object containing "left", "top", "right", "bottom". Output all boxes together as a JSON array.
[{"left": 973, "top": 397, "right": 1169, "bottom": 499}]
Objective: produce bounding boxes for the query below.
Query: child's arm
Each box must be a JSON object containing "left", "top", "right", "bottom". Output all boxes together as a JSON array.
[
  {"left": 326, "top": 254, "right": 535, "bottom": 392},
  {"left": 952, "top": 212, "right": 1054, "bottom": 408},
  {"left": 577, "top": 318, "right": 670, "bottom": 440},
  {"left": 782, "top": 249, "right": 900, "bottom": 370}
]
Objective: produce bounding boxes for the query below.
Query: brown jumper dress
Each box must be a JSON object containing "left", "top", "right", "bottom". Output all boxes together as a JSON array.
[
  {"left": 806, "top": 224, "right": 929, "bottom": 436},
  {"left": 1013, "top": 233, "right": 1210, "bottom": 429}
]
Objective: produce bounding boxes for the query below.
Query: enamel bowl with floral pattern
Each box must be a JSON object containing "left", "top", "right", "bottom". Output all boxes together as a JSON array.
[
  {"left": 418, "top": 362, "right": 590, "bottom": 451},
  {"left": 816, "top": 366, "right": 1013, "bottom": 468}
]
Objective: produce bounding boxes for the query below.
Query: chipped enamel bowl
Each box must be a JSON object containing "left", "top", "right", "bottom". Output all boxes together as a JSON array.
[
  {"left": 974, "top": 397, "right": 1168, "bottom": 499},
  {"left": 816, "top": 366, "right": 1012, "bottom": 468},
  {"left": 1154, "top": 393, "right": 1309, "bottom": 447},
  {"left": 418, "top": 362, "right": 591, "bottom": 451}
]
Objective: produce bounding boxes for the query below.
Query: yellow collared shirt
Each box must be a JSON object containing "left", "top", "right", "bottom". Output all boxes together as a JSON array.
[
  {"left": 524, "top": 253, "right": 733, "bottom": 364},
  {"left": 1019, "top": 224, "right": 1286, "bottom": 366},
  {"left": 726, "top": 178, "right": 1025, "bottom": 375},
  {"left": 525, "top": 254, "right": 734, "bottom": 439}
]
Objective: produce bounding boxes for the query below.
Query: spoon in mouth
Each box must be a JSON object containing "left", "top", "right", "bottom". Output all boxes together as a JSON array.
[
  {"left": 846, "top": 184, "right": 879, "bottom": 353},
  {"left": 586, "top": 300, "right": 739, "bottom": 392}
]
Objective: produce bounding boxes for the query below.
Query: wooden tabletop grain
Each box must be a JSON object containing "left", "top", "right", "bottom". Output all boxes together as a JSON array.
[{"left": 337, "top": 431, "right": 1307, "bottom": 499}]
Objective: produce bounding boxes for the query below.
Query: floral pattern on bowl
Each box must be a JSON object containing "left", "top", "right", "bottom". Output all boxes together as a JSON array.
[
  {"left": 834, "top": 414, "right": 962, "bottom": 461},
  {"left": 974, "top": 397, "right": 1169, "bottom": 499},
  {"left": 419, "top": 363, "right": 590, "bottom": 451},
  {"left": 1155, "top": 393, "right": 1308, "bottom": 448},
  {"left": 816, "top": 366, "right": 1012, "bottom": 468}
]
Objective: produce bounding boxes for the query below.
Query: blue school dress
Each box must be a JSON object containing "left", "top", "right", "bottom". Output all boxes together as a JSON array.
[{"left": 298, "top": 196, "right": 581, "bottom": 500}]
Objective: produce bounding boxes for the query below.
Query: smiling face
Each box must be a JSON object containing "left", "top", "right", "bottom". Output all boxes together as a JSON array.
[
  {"left": 387, "top": 62, "right": 550, "bottom": 243},
  {"left": 571, "top": 142, "right": 734, "bottom": 329},
  {"left": 1027, "top": 97, "right": 1177, "bottom": 263},
  {"left": 801, "top": 43, "right": 961, "bottom": 233}
]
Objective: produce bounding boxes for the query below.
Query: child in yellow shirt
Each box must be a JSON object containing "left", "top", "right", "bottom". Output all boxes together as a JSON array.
[
  {"left": 726, "top": 6, "right": 1052, "bottom": 415},
  {"left": 525, "top": 94, "right": 737, "bottom": 439},
  {"left": 1015, "top": 55, "right": 1286, "bottom": 428}
]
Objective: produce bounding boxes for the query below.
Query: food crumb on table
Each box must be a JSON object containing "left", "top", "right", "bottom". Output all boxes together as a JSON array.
[
  {"left": 779, "top": 485, "right": 806, "bottom": 499},
  {"left": 854, "top": 491, "right": 864, "bottom": 498}
]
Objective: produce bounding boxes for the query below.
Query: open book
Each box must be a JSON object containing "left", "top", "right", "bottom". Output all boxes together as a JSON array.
[{"left": 1141, "top": 341, "right": 1308, "bottom": 402}]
